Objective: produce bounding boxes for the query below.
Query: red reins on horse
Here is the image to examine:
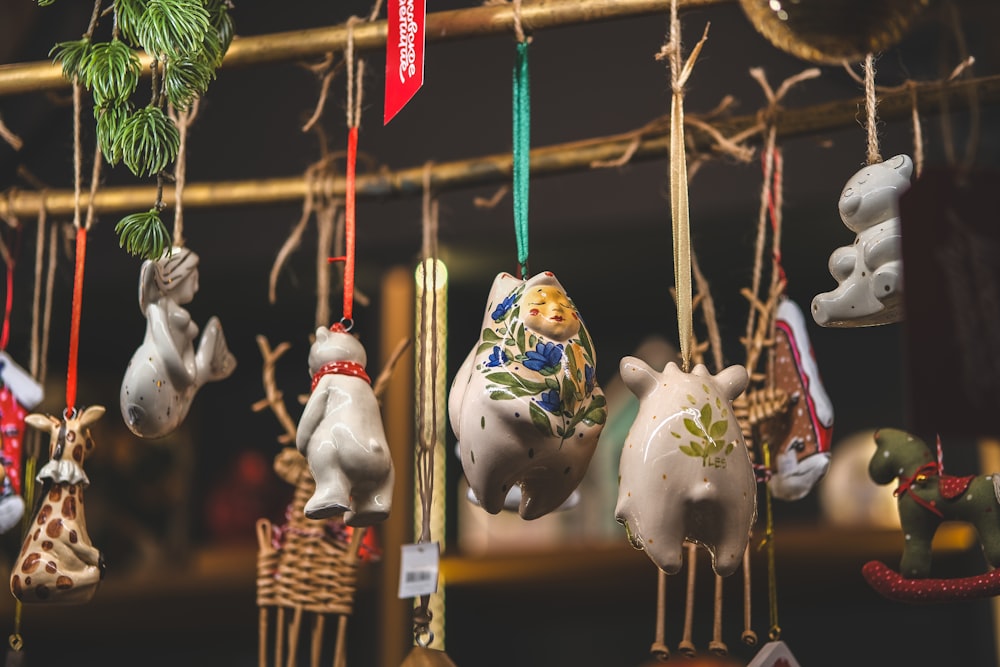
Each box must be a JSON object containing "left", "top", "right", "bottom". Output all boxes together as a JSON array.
[{"left": 894, "top": 461, "right": 944, "bottom": 518}]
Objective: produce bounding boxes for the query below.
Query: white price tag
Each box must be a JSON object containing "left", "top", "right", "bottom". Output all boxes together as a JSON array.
[{"left": 397, "top": 542, "right": 439, "bottom": 599}]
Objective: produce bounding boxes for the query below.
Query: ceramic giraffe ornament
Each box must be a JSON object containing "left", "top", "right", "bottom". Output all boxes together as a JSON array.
[{"left": 11, "top": 405, "right": 105, "bottom": 604}]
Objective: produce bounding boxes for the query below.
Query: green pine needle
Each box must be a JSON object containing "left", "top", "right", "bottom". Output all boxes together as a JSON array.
[
  {"left": 115, "top": 209, "right": 171, "bottom": 260},
  {"left": 114, "top": 106, "right": 180, "bottom": 177},
  {"left": 140, "top": 0, "right": 213, "bottom": 58},
  {"left": 95, "top": 102, "right": 132, "bottom": 166},
  {"left": 49, "top": 39, "right": 92, "bottom": 82},
  {"left": 115, "top": 0, "right": 147, "bottom": 47},
  {"left": 164, "top": 57, "right": 215, "bottom": 110},
  {"left": 84, "top": 39, "right": 141, "bottom": 106}
]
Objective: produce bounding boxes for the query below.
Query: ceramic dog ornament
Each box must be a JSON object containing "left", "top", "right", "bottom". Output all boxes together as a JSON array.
[
  {"left": 449, "top": 271, "right": 607, "bottom": 520},
  {"left": 615, "top": 361, "right": 756, "bottom": 577},
  {"left": 812, "top": 154, "right": 913, "bottom": 327},
  {"left": 296, "top": 324, "right": 394, "bottom": 527},
  {"left": 120, "top": 247, "right": 236, "bottom": 438}
]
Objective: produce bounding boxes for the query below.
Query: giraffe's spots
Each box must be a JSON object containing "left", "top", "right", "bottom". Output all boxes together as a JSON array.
[
  {"left": 36, "top": 504, "right": 52, "bottom": 524},
  {"left": 55, "top": 576, "right": 74, "bottom": 590},
  {"left": 62, "top": 495, "right": 77, "bottom": 520},
  {"left": 69, "top": 530, "right": 79, "bottom": 544},
  {"left": 41, "top": 540, "right": 53, "bottom": 551},
  {"left": 20, "top": 553, "right": 40, "bottom": 574},
  {"left": 10, "top": 575, "right": 21, "bottom": 597},
  {"left": 67, "top": 430, "right": 76, "bottom": 443},
  {"left": 32, "top": 528, "right": 40, "bottom": 541},
  {"left": 72, "top": 444, "right": 84, "bottom": 463},
  {"left": 45, "top": 560, "right": 57, "bottom": 574},
  {"left": 45, "top": 517, "right": 64, "bottom": 539},
  {"left": 34, "top": 585, "right": 50, "bottom": 600},
  {"left": 48, "top": 487, "right": 63, "bottom": 502}
]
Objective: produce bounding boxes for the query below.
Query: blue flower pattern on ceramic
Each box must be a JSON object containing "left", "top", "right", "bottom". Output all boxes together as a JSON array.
[
  {"left": 484, "top": 346, "right": 508, "bottom": 368},
  {"left": 475, "top": 282, "right": 607, "bottom": 444},
  {"left": 523, "top": 341, "right": 563, "bottom": 372}
]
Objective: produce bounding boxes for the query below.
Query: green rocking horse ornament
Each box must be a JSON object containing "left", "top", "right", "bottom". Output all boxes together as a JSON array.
[{"left": 863, "top": 427, "right": 1000, "bottom": 603}]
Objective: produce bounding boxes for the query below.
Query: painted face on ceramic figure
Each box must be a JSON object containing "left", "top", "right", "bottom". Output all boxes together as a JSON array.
[{"left": 522, "top": 285, "right": 580, "bottom": 341}]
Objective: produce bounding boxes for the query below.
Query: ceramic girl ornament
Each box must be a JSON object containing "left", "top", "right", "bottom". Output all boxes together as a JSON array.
[
  {"left": 812, "top": 154, "right": 913, "bottom": 327},
  {"left": 296, "top": 324, "right": 394, "bottom": 527},
  {"left": 615, "top": 361, "right": 756, "bottom": 577},
  {"left": 120, "top": 247, "right": 236, "bottom": 439},
  {"left": 11, "top": 406, "right": 105, "bottom": 604},
  {"left": 448, "top": 271, "right": 607, "bottom": 520}
]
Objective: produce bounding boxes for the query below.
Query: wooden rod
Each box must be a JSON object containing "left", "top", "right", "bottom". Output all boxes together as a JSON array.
[
  {"left": 0, "top": 0, "right": 730, "bottom": 98},
  {"left": 1, "top": 72, "right": 997, "bottom": 219}
]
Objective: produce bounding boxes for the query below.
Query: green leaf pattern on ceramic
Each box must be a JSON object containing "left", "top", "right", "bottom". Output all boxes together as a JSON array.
[
  {"left": 476, "top": 283, "right": 607, "bottom": 445},
  {"left": 677, "top": 400, "right": 736, "bottom": 466}
]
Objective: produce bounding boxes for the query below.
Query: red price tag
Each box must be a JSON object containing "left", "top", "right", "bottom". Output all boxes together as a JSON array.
[{"left": 384, "top": 0, "right": 425, "bottom": 124}]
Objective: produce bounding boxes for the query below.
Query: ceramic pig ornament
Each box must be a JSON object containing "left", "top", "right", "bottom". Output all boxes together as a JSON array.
[
  {"left": 449, "top": 271, "right": 607, "bottom": 520},
  {"left": 120, "top": 247, "right": 236, "bottom": 438},
  {"left": 812, "top": 154, "right": 913, "bottom": 327},
  {"left": 615, "top": 361, "right": 756, "bottom": 577},
  {"left": 296, "top": 324, "right": 394, "bottom": 527}
]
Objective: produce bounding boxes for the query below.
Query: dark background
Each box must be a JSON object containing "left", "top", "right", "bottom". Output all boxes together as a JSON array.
[{"left": 1, "top": 0, "right": 1000, "bottom": 665}]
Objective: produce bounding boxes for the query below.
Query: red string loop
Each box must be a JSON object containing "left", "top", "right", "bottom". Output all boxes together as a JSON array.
[
  {"left": 342, "top": 126, "right": 359, "bottom": 324},
  {"left": 65, "top": 227, "right": 88, "bottom": 412}
]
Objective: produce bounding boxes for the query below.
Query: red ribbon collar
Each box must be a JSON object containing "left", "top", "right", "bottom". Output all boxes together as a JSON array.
[
  {"left": 894, "top": 461, "right": 944, "bottom": 518},
  {"left": 311, "top": 360, "right": 371, "bottom": 392}
]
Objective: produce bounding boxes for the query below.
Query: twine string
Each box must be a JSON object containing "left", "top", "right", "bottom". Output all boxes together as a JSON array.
[{"left": 864, "top": 53, "right": 883, "bottom": 166}]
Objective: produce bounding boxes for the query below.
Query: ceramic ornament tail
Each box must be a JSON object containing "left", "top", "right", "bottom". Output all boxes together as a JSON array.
[
  {"left": 296, "top": 325, "right": 394, "bottom": 527},
  {"left": 448, "top": 270, "right": 607, "bottom": 520},
  {"left": 615, "top": 361, "right": 756, "bottom": 577}
]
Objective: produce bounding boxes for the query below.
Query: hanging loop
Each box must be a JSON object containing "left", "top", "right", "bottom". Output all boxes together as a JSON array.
[{"left": 339, "top": 317, "right": 354, "bottom": 332}]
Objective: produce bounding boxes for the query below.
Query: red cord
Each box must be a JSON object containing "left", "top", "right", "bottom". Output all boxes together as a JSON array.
[
  {"left": 65, "top": 227, "right": 88, "bottom": 412},
  {"left": 342, "top": 126, "right": 358, "bottom": 324},
  {"left": 0, "top": 258, "right": 12, "bottom": 352}
]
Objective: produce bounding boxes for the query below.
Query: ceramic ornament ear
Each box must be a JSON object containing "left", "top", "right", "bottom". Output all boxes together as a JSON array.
[
  {"left": 863, "top": 428, "right": 1000, "bottom": 602},
  {"left": 448, "top": 270, "right": 607, "bottom": 521},
  {"left": 615, "top": 361, "right": 757, "bottom": 578},
  {"left": 11, "top": 407, "right": 105, "bottom": 605},
  {"left": 120, "top": 247, "right": 237, "bottom": 439},
  {"left": 811, "top": 154, "right": 914, "bottom": 328},
  {"left": 295, "top": 324, "right": 394, "bottom": 527}
]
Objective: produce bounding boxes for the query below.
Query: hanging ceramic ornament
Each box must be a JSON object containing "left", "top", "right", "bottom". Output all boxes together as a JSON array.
[
  {"left": 759, "top": 297, "right": 834, "bottom": 501},
  {"left": 738, "top": 0, "right": 929, "bottom": 65},
  {"left": 296, "top": 323, "right": 394, "bottom": 527},
  {"left": 615, "top": 361, "right": 756, "bottom": 577},
  {"left": 449, "top": 271, "right": 607, "bottom": 520},
  {"left": 0, "top": 353, "right": 43, "bottom": 534},
  {"left": 10, "top": 406, "right": 105, "bottom": 604},
  {"left": 862, "top": 428, "right": 1000, "bottom": 602},
  {"left": 120, "top": 246, "right": 237, "bottom": 438},
  {"left": 811, "top": 154, "right": 914, "bottom": 327}
]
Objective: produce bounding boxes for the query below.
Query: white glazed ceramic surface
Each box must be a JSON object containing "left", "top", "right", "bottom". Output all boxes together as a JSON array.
[
  {"left": 12, "top": 406, "right": 105, "bottom": 605},
  {"left": 811, "top": 154, "right": 913, "bottom": 327},
  {"left": 296, "top": 325, "right": 394, "bottom": 527},
  {"left": 120, "top": 247, "right": 236, "bottom": 439},
  {"left": 615, "top": 361, "right": 756, "bottom": 577},
  {"left": 449, "top": 271, "right": 607, "bottom": 520}
]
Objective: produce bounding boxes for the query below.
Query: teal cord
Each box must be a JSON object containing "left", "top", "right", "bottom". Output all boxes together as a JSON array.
[{"left": 512, "top": 40, "right": 530, "bottom": 280}]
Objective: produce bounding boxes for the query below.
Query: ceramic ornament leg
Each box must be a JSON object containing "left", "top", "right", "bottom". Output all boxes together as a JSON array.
[
  {"left": 811, "top": 155, "right": 913, "bottom": 327},
  {"left": 448, "top": 270, "right": 607, "bottom": 521},
  {"left": 120, "top": 247, "right": 236, "bottom": 439},
  {"left": 615, "top": 361, "right": 757, "bottom": 578},
  {"left": 296, "top": 325, "right": 394, "bottom": 527},
  {"left": 11, "top": 406, "right": 105, "bottom": 605}
]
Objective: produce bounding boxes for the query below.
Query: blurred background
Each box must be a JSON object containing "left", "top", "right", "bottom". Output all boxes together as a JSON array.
[{"left": 0, "top": 0, "right": 999, "bottom": 665}]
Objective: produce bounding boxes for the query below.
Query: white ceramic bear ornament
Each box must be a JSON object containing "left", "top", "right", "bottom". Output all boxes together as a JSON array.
[
  {"left": 615, "top": 360, "right": 756, "bottom": 577},
  {"left": 296, "top": 324, "right": 394, "bottom": 527},
  {"left": 449, "top": 271, "right": 607, "bottom": 520},
  {"left": 811, "top": 154, "right": 914, "bottom": 327}
]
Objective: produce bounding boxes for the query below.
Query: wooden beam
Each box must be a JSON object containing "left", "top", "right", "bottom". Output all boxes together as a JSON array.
[
  {"left": 2, "top": 72, "right": 995, "bottom": 220},
  {"left": 0, "top": 0, "right": 730, "bottom": 97}
]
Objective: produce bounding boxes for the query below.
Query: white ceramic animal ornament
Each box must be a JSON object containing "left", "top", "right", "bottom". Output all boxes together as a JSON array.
[
  {"left": 120, "top": 247, "right": 236, "bottom": 439},
  {"left": 11, "top": 406, "right": 105, "bottom": 604},
  {"left": 812, "top": 154, "right": 914, "bottom": 327},
  {"left": 449, "top": 270, "right": 607, "bottom": 520},
  {"left": 615, "top": 361, "right": 756, "bottom": 577},
  {"left": 296, "top": 324, "right": 394, "bottom": 527}
]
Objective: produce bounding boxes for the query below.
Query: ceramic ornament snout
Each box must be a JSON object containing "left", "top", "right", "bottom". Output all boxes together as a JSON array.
[
  {"left": 120, "top": 247, "right": 236, "bottom": 439},
  {"left": 615, "top": 361, "right": 757, "bottom": 578},
  {"left": 448, "top": 271, "right": 607, "bottom": 520},
  {"left": 812, "top": 154, "right": 913, "bottom": 327},
  {"left": 296, "top": 324, "right": 394, "bottom": 527}
]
